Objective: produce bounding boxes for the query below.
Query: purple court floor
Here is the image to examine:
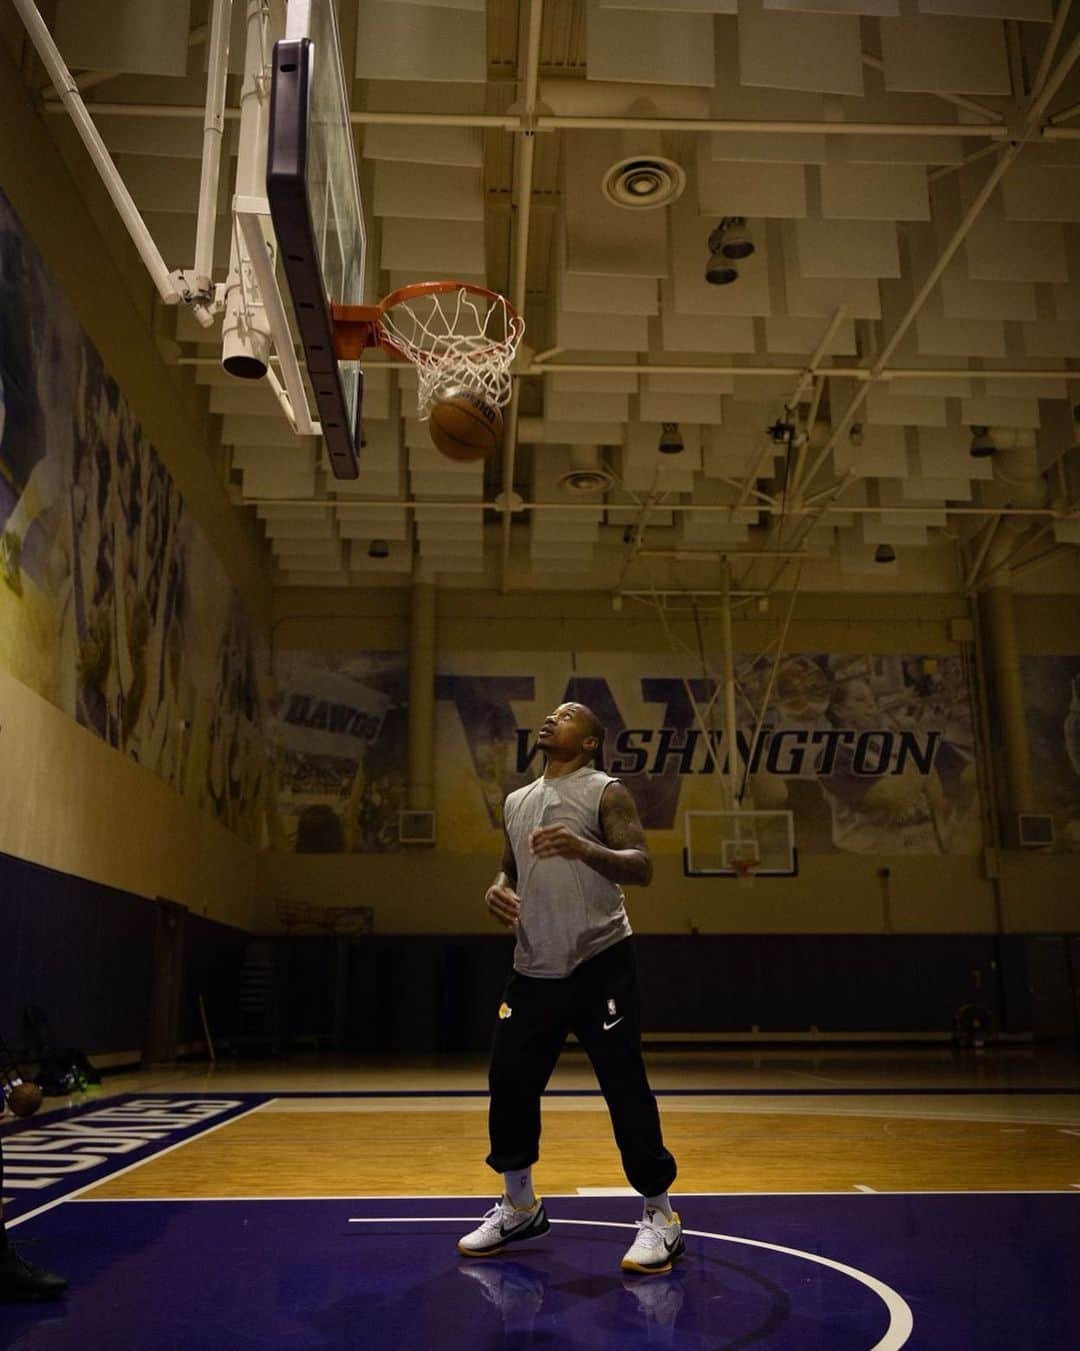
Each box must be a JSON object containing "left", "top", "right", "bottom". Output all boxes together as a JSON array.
[{"left": 5, "top": 1191, "right": 1079, "bottom": 1349}]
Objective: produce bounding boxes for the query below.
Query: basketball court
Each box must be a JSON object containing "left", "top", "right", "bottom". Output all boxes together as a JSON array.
[{"left": 2, "top": 0, "right": 1080, "bottom": 1345}]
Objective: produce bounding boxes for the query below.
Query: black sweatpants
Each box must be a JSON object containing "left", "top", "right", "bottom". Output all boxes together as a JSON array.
[{"left": 486, "top": 937, "right": 677, "bottom": 1198}]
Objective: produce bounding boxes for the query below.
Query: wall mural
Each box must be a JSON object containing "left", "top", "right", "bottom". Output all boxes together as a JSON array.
[
  {"left": 0, "top": 187, "right": 267, "bottom": 844},
  {"left": 1021, "top": 655, "right": 1080, "bottom": 850},
  {"left": 434, "top": 651, "right": 984, "bottom": 858},
  {"left": 263, "top": 647, "right": 989, "bottom": 856}
]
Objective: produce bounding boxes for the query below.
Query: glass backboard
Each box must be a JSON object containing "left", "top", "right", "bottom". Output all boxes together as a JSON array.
[{"left": 267, "top": 0, "right": 366, "bottom": 479}]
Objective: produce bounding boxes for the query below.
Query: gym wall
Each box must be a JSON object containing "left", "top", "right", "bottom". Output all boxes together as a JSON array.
[
  {"left": 0, "top": 38, "right": 269, "bottom": 928},
  {"left": 261, "top": 588, "right": 1080, "bottom": 937}
]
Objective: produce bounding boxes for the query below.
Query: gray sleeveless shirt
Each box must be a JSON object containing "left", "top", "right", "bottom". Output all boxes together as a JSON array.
[{"left": 504, "top": 766, "right": 633, "bottom": 978}]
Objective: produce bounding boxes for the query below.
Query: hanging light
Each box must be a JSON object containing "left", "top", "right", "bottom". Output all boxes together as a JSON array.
[
  {"left": 705, "top": 218, "right": 754, "bottom": 284},
  {"left": 969, "top": 425, "right": 996, "bottom": 458},
  {"left": 718, "top": 217, "right": 755, "bottom": 260},
  {"left": 874, "top": 543, "right": 896, "bottom": 564},
  {"left": 658, "top": 423, "right": 684, "bottom": 454}
]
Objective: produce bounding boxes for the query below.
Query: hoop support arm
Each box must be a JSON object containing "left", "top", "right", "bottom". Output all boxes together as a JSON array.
[{"left": 331, "top": 303, "right": 385, "bottom": 359}]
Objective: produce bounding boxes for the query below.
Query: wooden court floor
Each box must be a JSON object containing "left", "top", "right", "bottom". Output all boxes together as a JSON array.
[{"left": 84, "top": 1048, "right": 1080, "bottom": 1201}]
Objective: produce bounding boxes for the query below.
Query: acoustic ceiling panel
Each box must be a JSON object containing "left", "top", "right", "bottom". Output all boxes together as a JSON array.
[
  {"left": 554, "top": 308, "right": 651, "bottom": 351},
  {"left": 819, "top": 164, "right": 930, "bottom": 221},
  {"left": 917, "top": 0, "right": 1051, "bottom": 15},
  {"left": 879, "top": 15, "right": 1011, "bottom": 92},
  {"left": 779, "top": 224, "right": 883, "bottom": 317},
  {"left": 832, "top": 424, "right": 909, "bottom": 476},
  {"left": 696, "top": 153, "right": 808, "bottom": 218},
  {"left": 362, "top": 124, "right": 483, "bottom": 166},
  {"left": 708, "top": 30, "right": 829, "bottom": 163},
  {"left": 543, "top": 388, "right": 634, "bottom": 421},
  {"left": 373, "top": 162, "right": 484, "bottom": 221},
  {"left": 1001, "top": 167, "right": 1080, "bottom": 224},
  {"left": 939, "top": 272, "right": 1037, "bottom": 322},
  {"left": 55, "top": 0, "right": 192, "bottom": 76},
  {"left": 639, "top": 392, "right": 727, "bottom": 421},
  {"left": 380, "top": 218, "right": 486, "bottom": 273},
  {"left": 354, "top": 0, "right": 487, "bottom": 82},
  {"left": 586, "top": 4, "right": 717, "bottom": 85},
  {"left": 864, "top": 387, "right": 948, "bottom": 426},
  {"left": 794, "top": 219, "right": 901, "bottom": 279},
  {"left": 915, "top": 316, "right": 1007, "bottom": 358},
  {"left": 660, "top": 286, "right": 758, "bottom": 352},
  {"left": 916, "top": 428, "right": 995, "bottom": 480},
  {"left": 764, "top": 316, "right": 858, "bottom": 354},
  {"left": 767, "top": 0, "right": 899, "bottom": 11},
  {"left": 738, "top": 3, "right": 864, "bottom": 95},
  {"left": 549, "top": 370, "right": 640, "bottom": 394},
  {"left": 961, "top": 396, "right": 1042, "bottom": 428},
  {"left": 964, "top": 220, "right": 1069, "bottom": 284},
  {"left": 596, "top": 0, "right": 736, "bottom": 9}
]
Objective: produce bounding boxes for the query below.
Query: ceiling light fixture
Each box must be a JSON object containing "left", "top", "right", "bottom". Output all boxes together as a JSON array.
[
  {"left": 705, "top": 218, "right": 754, "bottom": 285},
  {"left": 969, "top": 425, "right": 996, "bottom": 458},
  {"left": 874, "top": 543, "right": 896, "bottom": 564},
  {"left": 658, "top": 423, "right": 684, "bottom": 454}
]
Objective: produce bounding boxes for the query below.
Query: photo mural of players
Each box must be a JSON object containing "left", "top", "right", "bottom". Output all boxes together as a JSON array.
[
  {"left": 267, "top": 652, "right": 408, "bottom": 853},
  {"left": 433, "top": 651, "right": 983, "bottom": 858},
  {"left": 1021, "top": 655, "right": 1080, "bottom": 852},
  {"left": 0, "top": 186, "right": 267, "bottom": 845}
]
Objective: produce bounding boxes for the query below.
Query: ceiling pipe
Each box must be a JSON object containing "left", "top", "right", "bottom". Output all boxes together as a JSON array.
[
  {"left": 246, "top": 498, "right": 1063, "bottom": 517},
  {"left": 49, "top": 101, "right": 1013, "bottom": 140},
  {"left": 499, "top": 0, "right": 544, "bottom": 594},
  {"left": 12, "top": 0, "right": 183, "bottom": 305},
  {"left": 1033, "top": 0, "right": 1075, "bottom": 99}
]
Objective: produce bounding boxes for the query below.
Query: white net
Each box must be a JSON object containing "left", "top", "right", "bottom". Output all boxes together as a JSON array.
[{"left": 378, "top": 286, "right": 525, "bottom": 419}]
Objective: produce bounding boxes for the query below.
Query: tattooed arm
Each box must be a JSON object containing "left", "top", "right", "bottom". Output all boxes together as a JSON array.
[{"left": 529, "top": 781, "right": 653, "bottom": 886}]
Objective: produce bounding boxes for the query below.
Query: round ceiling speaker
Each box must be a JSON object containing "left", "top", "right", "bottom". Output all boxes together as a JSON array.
[
  {"left": 556, "top": 466, "right": 615, "bottom": 495},
  {"left": 601, "top": 156, "right": 687, "bottom": 211}
]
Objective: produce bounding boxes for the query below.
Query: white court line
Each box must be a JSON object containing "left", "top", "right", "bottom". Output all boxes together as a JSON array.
[
  {"left": 7, "top": 1098, "right": 276, "bottom": 1231},
  {"left": 67, "top": 1187, "right": 1080, "bottom": 1203},
  {"left": 854, "top": 1185, "right": 877, "bottom": 1193},
  {"left": 346, "top": 1215, "right": 914, "bottom": 1351},
  {"left": 576, "top": 1187, "right": 637, "bottom": 1196}
]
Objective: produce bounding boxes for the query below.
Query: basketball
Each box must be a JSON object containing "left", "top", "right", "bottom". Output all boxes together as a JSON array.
[
  {"left": 7, "top": 1081, "right": 43, "bottom": 1118},
  {"left": 428, "top": 386, "right": 503, "bottom": 462}
]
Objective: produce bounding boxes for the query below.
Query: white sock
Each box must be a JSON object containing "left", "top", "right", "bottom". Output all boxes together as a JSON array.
[
  {"left": 504, "top": 1168, "right": 535, "bottom": 1208},
  {"left": 644, "top": 1192, "right": 673, "bottom": 1220}
]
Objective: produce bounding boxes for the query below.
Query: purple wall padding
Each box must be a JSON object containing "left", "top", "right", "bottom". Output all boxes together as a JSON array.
[{"left": 0, "top": 851, "right": 247, "bottom": 1062}]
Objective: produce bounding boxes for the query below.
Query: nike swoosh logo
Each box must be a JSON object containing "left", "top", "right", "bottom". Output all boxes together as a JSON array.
[
  {"left": 664, "top": 1236, "right": 681, "bottom": 1253},
  {"left": 602, "top": 1017, "right": 624, "bottom": 1031}
]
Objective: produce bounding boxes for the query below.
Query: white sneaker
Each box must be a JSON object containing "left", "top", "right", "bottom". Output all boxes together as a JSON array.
[
  {"left": 457, "top": 1196, "right": 550, "bottom": 1258},
  {"left": 620, "top": 1207, "right": 685, "bottom": 1274}
]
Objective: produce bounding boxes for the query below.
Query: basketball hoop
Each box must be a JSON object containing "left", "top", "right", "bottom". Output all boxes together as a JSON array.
[
  {"left": 731, "top": 857, "right": 758, "bottom": 889},
  {"left": 331, "top": 281, "right": 525, "bottom": 420}
]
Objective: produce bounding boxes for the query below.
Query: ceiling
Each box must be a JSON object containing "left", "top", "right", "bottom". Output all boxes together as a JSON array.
[{"left": 10, "top": 0, "right": 1080, "bottom": 599}]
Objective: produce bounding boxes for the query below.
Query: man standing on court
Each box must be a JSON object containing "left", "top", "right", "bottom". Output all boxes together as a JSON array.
[{"left": 458, "top": 702, "right": 683, "bottom": 1275}]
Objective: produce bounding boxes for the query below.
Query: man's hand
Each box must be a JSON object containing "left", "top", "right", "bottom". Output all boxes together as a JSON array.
[
  {"left": 530, "top": 823, "right": 589, "bottom": 861},
  {"left": 485, "top": 881, "right": 521, "bottom": 927}
]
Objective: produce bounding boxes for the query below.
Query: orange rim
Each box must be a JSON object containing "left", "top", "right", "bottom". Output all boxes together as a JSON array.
[{"left": 375, "top": 280, "right": 522, "bottom": 360}]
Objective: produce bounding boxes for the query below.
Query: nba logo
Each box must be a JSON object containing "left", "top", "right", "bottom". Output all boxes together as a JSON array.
[{"left": 607, "top": 999, "right": 617, "bottom": 1017}]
